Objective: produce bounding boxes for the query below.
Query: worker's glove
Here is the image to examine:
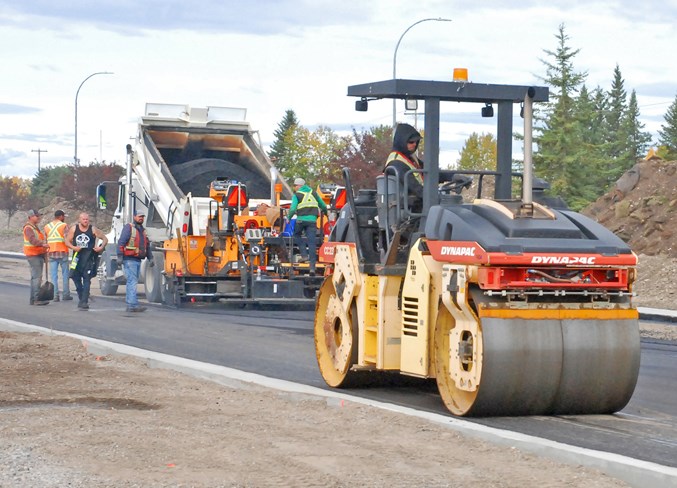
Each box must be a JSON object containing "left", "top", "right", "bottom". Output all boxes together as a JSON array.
[{"left": 148, "top": 260, "right": 154, "bottom": 268}]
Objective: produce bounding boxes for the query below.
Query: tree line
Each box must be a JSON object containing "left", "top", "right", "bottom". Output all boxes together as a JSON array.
[
  {"left": 269, "top": 24, "right": 677, "bottom": 210},
  {"left": 0, "top": 162, "right": 122, "bottom": 228},
  {"left": 3, "top": 26, "right": 677, "bottom": 222}
]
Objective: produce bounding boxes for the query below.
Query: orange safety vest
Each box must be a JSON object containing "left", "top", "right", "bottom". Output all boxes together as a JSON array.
[
  {"left": 122, "top": 224, "right": 148, "bottom": 258},
  {"left": 44, "top": 220, "right": 69, "bottom": 253},
  {"left": 23, "top": 223, "right": 47, "bottom": 257}
]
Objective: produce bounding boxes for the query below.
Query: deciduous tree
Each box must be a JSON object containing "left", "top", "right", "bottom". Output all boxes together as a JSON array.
[
  {"left": 331, "top": 125, "right": 392, "bottom": 190},
  {"left": 0, "top": 175, "right": 30, "bottom": 228},
  {"left": 457, "top": 132, "right": 496, "bottom": 171}
]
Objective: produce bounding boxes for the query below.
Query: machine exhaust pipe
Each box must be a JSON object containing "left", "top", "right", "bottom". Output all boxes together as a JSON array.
[
  {"left": 125, "top": 144, "right": 134, "bottom": 223},
  {"left": 522, "top": 87, "right": 535, "bottom": 206},
  {"left": 269, "top": 167, "right": 278, "bottom": 206}
]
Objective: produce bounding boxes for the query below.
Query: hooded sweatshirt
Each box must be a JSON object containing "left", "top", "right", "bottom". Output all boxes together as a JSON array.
[{"left": 384, "top": 123, "right": 424, "bottom": 199}]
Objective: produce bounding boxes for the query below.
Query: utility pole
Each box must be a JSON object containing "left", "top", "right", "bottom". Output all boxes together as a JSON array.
[{"left": 31, "top": 149, "right": 48, "bottom": 172}]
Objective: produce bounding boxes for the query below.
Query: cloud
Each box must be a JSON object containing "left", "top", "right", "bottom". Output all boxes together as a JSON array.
[
  {"left": 0, "top": 148, "right": 23, "bottom": 168},
  {"left": 0, "top": 0, "right": 372, "bottom": 35},
  {"left": 0, "top": 132, "right": 70, "bottom": 145},
  {"left": 635, "top": 82, "right": 677, "bottom": 99},
  {"left": 0, "top": 103, "right": 41, "bottom": 115}
]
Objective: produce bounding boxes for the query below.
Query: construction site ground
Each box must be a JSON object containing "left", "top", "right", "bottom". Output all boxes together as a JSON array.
[{"left": 2, "top": 157, "right": 677, "bottom": 487}]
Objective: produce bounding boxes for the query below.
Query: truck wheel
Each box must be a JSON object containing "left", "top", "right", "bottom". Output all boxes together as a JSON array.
[
  {"left": 99, "top": 250, "right": 119, "bottom": 296},
  {"left": 144, "top": 251, "right": 164, "bottom": 303}
]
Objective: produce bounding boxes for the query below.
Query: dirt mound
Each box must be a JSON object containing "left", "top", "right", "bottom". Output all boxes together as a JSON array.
[{"left": 583, "top": 158, "right": 677, "bottom": 257}]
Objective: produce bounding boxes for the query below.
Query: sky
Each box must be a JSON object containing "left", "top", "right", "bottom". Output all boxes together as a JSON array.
[{"left": 1, "top": 0, "right": 676, "bottom": 178}]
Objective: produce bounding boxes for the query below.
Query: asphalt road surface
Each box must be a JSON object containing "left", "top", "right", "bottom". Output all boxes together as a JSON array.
[{"left": 1, "top": 280, "right": 675, "bottom": 469}]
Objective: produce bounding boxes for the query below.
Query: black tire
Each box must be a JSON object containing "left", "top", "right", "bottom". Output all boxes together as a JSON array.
[
  {"left": 144, "top": 251, "right": 164, "bottom": 303},
  {"left": 99, "top": 249, "right": 119, "bottom": 296}
]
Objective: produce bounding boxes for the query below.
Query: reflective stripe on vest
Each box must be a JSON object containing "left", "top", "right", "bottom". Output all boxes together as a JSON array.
[
  {"left": 44, "top": 220, "right": 68, "bottom": 253},
  {"left": 123, "top": 225, "right": 147, "bottom": 258},
  {"left": 296, "top": 189, "right": 320, "bottom": 218},
  {"left": 385, "top": 152, "right": 424, "bottom": 186},
  {"left": 23, "top": 224, "right": 47, "bottom": 256}
]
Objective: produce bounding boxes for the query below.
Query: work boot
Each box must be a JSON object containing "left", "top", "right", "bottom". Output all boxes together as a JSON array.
[
  {"left": 126, "top": 305, "right": 147, "bottom": 313},
  {"left": 34, "top": 301, "right": 49, "bottom": 306},
  {"left": 53, "top": 295, "right": 60, "bottom": 302},
  {"left": 78, "top": 302, "right": 89, "bottom": 311},
  {"left": 62, "top": 294, "right": 73, "bottom": 301}
]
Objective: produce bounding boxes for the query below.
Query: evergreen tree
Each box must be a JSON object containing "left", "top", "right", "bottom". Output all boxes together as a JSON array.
[
  {"left": 623, "top": 90, "right": 652, "bottom": 161},
  {"left": 268, "top": 109, "right": 299, "bottom": 163},
  {"left": 606, "top": 64, "right": 628, "bottom": 163},
  {"left": 658, "top": 94, "right": 677, "bottom": 159},
  {"left": 457, "top": 132, "right": 496, "bottom": 171},
  {"left": 533, "top": 24, "right": 588, "bottom": 207},
  {"left": 573, "top": 85, "right": 609, "bottom": 197}
]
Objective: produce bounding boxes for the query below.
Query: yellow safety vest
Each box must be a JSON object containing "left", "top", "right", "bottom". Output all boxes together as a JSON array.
[
  {"left": 385, "top": 152, "right": 424, "bottom": 186},
  {"left": 44, "top": 220, "right": 68, "bottom": 253},
  {"left": 296, "top": 189, "right": 320, "bottom": 218}
]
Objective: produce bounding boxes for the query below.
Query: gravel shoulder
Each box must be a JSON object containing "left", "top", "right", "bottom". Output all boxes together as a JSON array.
[{"left": 0, "top": 331, "right": 632, "bottom": 488}]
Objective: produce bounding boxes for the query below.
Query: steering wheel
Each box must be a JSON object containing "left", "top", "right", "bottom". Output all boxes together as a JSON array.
[{"left": 440, "top": 175, "right": 473, "bottom": 195}]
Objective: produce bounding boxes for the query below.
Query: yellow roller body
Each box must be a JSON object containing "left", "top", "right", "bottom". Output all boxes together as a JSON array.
[{"left": 315, "top": 238, "right": 640, "bottom": 417}]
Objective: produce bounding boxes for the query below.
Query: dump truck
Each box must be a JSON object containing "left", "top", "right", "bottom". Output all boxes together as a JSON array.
[
  {"left": 97, "top": 103, "right": 323, "bottom": 306},
  {"left": 314, "top": 78, "right": 640, "bottom": 416}
]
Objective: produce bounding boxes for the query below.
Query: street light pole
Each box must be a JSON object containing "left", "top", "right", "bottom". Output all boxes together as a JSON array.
[
  {"left": 392, "top": 17, "right": 451, "bottom": 128},
  {"left": 74, "top": 71, "right": 113, "bottom": 166}
]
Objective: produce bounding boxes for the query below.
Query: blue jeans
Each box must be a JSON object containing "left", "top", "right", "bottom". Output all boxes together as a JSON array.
[
  {"left": 294, "top": 220, "right": 318, "bottom": 269},
  {"left": 124, "top": 259, "right": 141, "bottom": 307},
  {"left": 49, "top": 255, "right": 71, "bottom": 298}
]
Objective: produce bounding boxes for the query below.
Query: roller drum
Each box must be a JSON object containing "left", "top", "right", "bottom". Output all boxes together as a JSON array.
[{"left": 439, "top": 315, "right": 640, "bottom": 417}]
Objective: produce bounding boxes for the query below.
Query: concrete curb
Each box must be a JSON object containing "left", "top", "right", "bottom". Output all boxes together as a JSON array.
[{"left": 1, "top": 317, "right": 675, "bottom": 488}]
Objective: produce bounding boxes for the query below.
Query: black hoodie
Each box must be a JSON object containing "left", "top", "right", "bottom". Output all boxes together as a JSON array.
[{"left": 384, "top": 123, "right": 424, "bottom": 200}]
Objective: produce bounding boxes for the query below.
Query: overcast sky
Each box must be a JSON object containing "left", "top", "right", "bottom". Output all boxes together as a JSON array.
[{"left": 1, "top": 0, "right": 676, "bottom": 178}]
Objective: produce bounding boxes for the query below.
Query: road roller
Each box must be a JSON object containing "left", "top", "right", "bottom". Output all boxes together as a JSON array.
[{"left": 314, "top": 77, "right": 640, "bottom": 416}]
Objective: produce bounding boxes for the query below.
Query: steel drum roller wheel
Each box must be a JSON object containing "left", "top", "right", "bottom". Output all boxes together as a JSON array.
[
  {"left": 435, "top": 307, "right": 641, "bottom": 417},
  {"left": 314, "top": 277, "right": 359, "bottom": 387}
]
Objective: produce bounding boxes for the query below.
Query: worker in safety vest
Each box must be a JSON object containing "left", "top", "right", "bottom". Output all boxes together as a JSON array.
[
  {"left": 44, "top": 209, "right": 72, "bottom": 302},
  {"left": 287, "top": 177, "right": 327, "bottom": 276},
  {"left": 384, "top": 123, "right": 425, "bottom": 213},
  {"left": 23, "top": 209, "right": 50, "bottom": 305},
  {"left": 117, "top": 210, "right": 153, "bottom": 312}
]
